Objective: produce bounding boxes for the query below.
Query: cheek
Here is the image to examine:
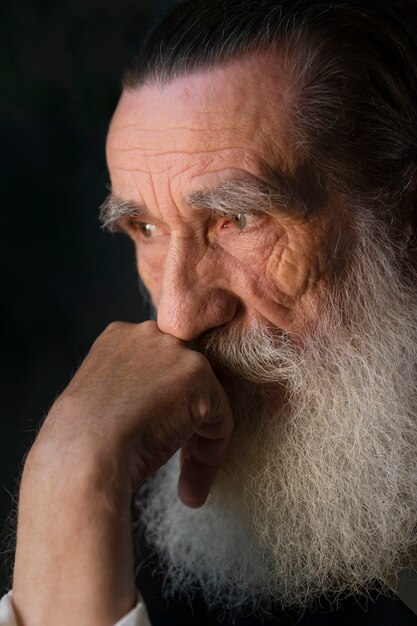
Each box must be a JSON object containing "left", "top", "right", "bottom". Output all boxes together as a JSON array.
[
  {"left": 211, "top": 214, "right": 285, "bottom": 284},
  {"left": 217, "top": 225, "right": 333, "bottom": 332},
  {"left": 211, "top": 230, "right": 300, "bottom": 318},
  {"left": 265, "top": 220, "right": 338, "bottom": 300}
]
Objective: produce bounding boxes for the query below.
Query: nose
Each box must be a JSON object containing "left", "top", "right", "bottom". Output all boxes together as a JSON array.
[{"left": 156, "top": 238, "right": 238, "bottom": 341}]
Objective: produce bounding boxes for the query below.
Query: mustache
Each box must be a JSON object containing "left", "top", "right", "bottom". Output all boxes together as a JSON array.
[{"left": 187, "top": 322, "right": 300, "bottom": 384}]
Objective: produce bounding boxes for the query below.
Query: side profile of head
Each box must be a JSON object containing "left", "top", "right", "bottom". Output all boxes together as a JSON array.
[{"left": 101, "top": 0, "right": 417, "bottom": 615}]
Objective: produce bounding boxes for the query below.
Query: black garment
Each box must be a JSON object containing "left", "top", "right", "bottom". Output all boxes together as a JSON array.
[
  {"left": 135, "top": 524, "right": 417, "bottom": 626},
  {"left": 138, "top": 579, "right": 417, "bottom": 626}
]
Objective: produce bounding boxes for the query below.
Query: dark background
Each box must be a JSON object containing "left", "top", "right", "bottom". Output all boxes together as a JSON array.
[
  {"left": 0, "top": 0, "right": 176, "bottom": 594},
  {"left": 1, "top": 0, "right": 417, "bottom": 614}
]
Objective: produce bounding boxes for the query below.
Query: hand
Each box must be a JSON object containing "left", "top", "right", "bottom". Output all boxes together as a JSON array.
[
  {"left": 12, "top": 321, "right": 233, "bottom": 626},
  {"left": 35, "top": 320, "right": 234, "bottom": 505}
]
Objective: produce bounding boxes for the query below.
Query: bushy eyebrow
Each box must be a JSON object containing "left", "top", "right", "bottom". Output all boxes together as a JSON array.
[
  {"left": 99, "top": 194, "right": 146, "bottom": 233},
  {"left": 100, "top": 177, "right": 293, "bottom": 233},
  {"left": 187, "top": 178, "right": 290, "bottom": 216}
]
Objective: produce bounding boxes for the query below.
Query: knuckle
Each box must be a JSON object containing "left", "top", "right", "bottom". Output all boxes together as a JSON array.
[
  {"left": 140, "top": 320, "right": 158, "bottom": 332},
  {"left": 187, "top": 349, "right": 209, "bottom": 373},
  {"left": 94, "top": 321, "right": 134, "bottom": 350},
  {"left": 104, "top": 320, "right": 127, "bottom": 334}
]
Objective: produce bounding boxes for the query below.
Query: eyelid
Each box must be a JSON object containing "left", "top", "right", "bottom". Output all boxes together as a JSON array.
[
  {"left": 118, "top": 212, "right": 146, "bottom": 231},
  {"left": 121, "top": 208, "right": 267, "bottom": 239},
  {"left": 215, "top": 206, "right": 271, "bottom": 221},
  {"left": 122, "top": 214, "right": 160, "bottom": 238},
  {"left": 215, "top": 210, "right": 266, "bottom": 225}
]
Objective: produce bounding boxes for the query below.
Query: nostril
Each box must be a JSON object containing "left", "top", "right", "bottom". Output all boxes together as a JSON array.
[{"left": 157, "top": 282, "right": 240, "bottom": 342}]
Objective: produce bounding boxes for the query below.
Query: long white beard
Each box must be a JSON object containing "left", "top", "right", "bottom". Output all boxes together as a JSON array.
[{"left": 135, "top": 217, "right": 417, "bottom": 614}]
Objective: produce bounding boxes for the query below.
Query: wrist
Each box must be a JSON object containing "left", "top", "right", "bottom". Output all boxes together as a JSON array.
[
  {"left": 14, "top": 436, "right": 136, "bottom": 626},
  {"left": 28, "top": 394, "right": 150, "bottom": 494},
  {"left": 23, "top": 433, "right": 130, "bottom": 506}
]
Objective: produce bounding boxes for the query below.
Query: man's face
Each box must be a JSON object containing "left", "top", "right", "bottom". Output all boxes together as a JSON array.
[
  {"left": 105, "top": 54, "right": 417, "bottom": 613},
  {"left": 106, "top": 53, "right": 343, "bottom": 341}
]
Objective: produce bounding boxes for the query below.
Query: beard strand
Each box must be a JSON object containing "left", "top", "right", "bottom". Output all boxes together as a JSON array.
[{"left": 134, "top": 215, "right": 417, "bottom": 615}]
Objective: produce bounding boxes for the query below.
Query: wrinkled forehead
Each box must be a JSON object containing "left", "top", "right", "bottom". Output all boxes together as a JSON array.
[{"left": 106, "top": 52, "right": 295, "bottom": 170}]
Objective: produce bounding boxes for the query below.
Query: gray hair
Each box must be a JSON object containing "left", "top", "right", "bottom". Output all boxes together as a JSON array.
[{"left": 122, "top": 0, "right": 417, "bottom": 246}]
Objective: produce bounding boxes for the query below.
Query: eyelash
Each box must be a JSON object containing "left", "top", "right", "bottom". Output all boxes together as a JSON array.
[
  {"left": 125, "top": 218, "right": 158, "bottom": 240},
  {"left": 126, "top": 212, "right": 261, "bottom": 241},
  {"left": 222, "top": 212, "right": 255, "bottom": 230}
]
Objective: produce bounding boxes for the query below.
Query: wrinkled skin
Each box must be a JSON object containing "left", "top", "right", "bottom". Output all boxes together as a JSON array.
[
  {"left": 12, "top": 53, "right": 347, "bottom": 626},
  {"left": 107, "top": 53, "right": 345, "bottom": 339}
]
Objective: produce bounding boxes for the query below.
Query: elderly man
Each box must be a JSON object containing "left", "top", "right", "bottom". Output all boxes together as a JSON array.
[{"left": 2, "top": 0, "right": 417, "bottom": 624}]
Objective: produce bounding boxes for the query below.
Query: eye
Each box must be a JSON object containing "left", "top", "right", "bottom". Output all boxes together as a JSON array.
[
  {"left": 224, "top": 213, "right": 254, "bottom": 230},
  {"left": 126, "top": 217, "right": 158, "bottom": 240},
  {"left": 137, "top": 222, "right": 156, "bottom": 239}
]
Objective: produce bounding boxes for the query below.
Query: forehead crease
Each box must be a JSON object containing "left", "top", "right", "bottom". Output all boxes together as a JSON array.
[
  {"left": 108, "top": 126, "right": 262, "bottom": 157},
  {"left": 109, "top": 83, "right": 288, "bottom": 153},
  {"left": 110, "top": 147, "right": 249, "bottom": 158}
]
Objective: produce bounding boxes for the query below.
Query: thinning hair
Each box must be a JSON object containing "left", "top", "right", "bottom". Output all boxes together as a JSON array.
[{"left": 122, "top": 0, "right": 417, "bottom": 240}]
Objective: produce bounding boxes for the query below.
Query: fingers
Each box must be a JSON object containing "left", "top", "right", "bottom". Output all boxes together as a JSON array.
[
  {"left": 178, "top": 383, "right": 234, "bottom": 508},
  {"left": 178, "top": 455, "right": 220, "bottom": 508},
  {"left": 62, "top": 319, "right": 235, "bottom": 504}
]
